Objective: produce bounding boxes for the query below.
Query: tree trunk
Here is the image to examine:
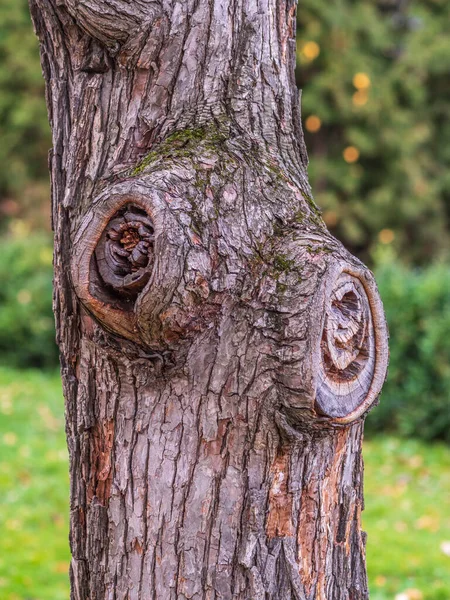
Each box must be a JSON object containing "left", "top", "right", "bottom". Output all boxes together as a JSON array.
[{"left": 29, "top": 1, "right": 389, "bottom": 599}]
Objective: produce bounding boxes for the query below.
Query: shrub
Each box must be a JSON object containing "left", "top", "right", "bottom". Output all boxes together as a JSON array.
[
  {"left": 366, "top": 257, "right": 450, "bottom": 443},
  {"left": 297, "top": 0, "right": 450, "bottom": 266},
  {"left": 0, "top": 229, "right": 58, "bottom": 368}
]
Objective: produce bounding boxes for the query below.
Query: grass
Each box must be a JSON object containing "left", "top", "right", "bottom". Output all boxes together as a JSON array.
[
  {"left": 0, "top": 368, "right": 449, "bottom": 600},
  {"left": 0, "top": 368, "right": 69, "bottom": 600},
  {"left": 364, "top": 436, "right": 450, "bottom": 600}
]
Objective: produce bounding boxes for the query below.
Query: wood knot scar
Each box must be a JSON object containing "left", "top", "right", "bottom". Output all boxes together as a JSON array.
[
  {"left": 94, "top": 204, "right": 155, "bottom": 299},
  {"left": 315, "top": 271, "right": 381, "bottom": 420},
  {"left": 323, "top": 281, "right": 368, "bottom": 377}
]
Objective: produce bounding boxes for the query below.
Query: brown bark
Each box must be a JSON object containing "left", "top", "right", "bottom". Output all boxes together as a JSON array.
[{"left": 28, "top": 1, "right": 389, "bottom": 598}]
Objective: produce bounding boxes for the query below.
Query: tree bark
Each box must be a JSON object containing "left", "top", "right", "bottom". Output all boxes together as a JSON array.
[{"left": 28, "top": 1, "right": 389, "bottom": 599}]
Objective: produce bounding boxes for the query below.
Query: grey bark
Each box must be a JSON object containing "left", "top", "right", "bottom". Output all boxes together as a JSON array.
[{"left": 28, "top": 1, "right": 389, "bottom": 599}]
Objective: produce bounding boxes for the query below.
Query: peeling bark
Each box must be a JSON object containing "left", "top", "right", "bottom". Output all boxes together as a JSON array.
[{"left": 28, "top": 1, "right": 388, "bottom": 598}]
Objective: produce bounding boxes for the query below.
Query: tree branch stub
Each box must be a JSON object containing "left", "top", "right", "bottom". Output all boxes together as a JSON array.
[{"left": 316, "top": 267, "right": 388, "bottom": 423}]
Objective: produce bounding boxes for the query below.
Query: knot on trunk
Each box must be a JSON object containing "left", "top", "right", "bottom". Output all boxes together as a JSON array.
[
  {"left": 69, "top": 128, "right": 317, "bottom": 353},
  {"left": 95, "top": 205, "right": 155, "bottom": 299},
  {"left": 70, "top": 132, "right": 388, "bottom": 427},
  {"left": 315, "top": 269, "right": 385, "bottom": 423},
  {"left": 71, "top": 185, "right": 187, "bottom": 348},
  {"left": 323, "top": 276, "right": 368, "bottom": 373},
  {"left": 270, "top": 235, "right": 389, "bottom": 427},
  {"left": 71, "top": 175, "right": 216, "bottom": 351}
]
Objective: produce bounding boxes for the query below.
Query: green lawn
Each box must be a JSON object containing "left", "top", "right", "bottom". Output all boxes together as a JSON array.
[
  {"left": 0, "top": 368, "right": 69, "bottom": 600},
  {"left": 0, "top": 368, "right": 449, "bottom": 600},
  {"left": 364, "top": 437, "right": 450, "bottom": 600}
]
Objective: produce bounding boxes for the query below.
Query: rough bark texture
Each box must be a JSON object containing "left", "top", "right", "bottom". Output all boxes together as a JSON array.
[{"left": 28, "top": 1, "right": 389, "bottom": 599}]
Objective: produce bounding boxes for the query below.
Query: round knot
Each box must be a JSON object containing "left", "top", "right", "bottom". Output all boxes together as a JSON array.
[
  {"left": 315, "top": 271, "right": 380, "bottom": 421},
  {"left": 322, "top": 278, "right": 369, "bottom": 378},
  {"left": 95, "top": 205, "right": 155, "bottom": 298}
]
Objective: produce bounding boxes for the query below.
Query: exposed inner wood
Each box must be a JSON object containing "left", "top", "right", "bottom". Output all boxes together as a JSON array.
[
  {"left": 320, "top": 275, "right": 371, "bottom": 399},
  {"left": 315, "top": 270, "right": 388, "bottom": 422},
  {"left": 94, "top": 204, "right": 155, "bottom": 300}
]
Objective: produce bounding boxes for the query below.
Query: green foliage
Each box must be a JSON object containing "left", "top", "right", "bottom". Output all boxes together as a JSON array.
[
  {"left": 0, "top": 0, "right": 51, "bottom": 228},
  {"left": 366, "top": 253, "right": 450, "bottom": 443},
  {"left": 297, "top": 0, "right": 450, "bottom": 265},
  {"left": 0, "top": 231, "right": 57, "bottom": 369}
]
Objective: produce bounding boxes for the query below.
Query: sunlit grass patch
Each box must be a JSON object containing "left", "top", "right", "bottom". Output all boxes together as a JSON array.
[
  {"left": 0, "top": 368, "right": 69, "bottom": 600},
  {"left": 364, "top": 436, "right": 450, "bottom": 600}
]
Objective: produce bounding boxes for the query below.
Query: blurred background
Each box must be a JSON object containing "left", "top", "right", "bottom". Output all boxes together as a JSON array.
[{"left": 0, "top": 0, "right": 449, "bottom": 598}]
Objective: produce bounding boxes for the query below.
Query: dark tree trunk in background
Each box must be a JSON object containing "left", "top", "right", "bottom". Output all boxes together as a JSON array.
[{"left": 29, "top": 1, "right": 388, "bottom": 598}]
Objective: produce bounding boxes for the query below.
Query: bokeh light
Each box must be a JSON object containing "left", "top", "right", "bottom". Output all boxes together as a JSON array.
[
  {"left": 305, "top": 115, "right": 322, "bottom": 132},
  {"left": 343, "top": 146, "right": 360, "bottom": 163}
]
